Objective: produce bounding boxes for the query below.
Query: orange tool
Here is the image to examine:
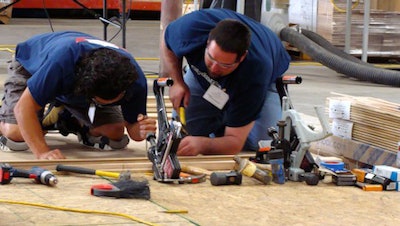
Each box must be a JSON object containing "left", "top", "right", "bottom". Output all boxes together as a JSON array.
[{"left": 355, "top": 182, "right": 383, "bottom": 191}]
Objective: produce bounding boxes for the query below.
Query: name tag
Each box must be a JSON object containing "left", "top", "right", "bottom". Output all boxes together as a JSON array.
[
  {"left": 88, "top": 103, "right": 96, "bottom": 123},
  {"left": 203, "top": 84, "right": 229, "bottom": 110}
]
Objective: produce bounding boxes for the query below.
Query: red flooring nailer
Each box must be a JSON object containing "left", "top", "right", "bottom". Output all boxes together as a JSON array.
[{"left": 146, "top": 78, "right": 205, "bottom": 184}]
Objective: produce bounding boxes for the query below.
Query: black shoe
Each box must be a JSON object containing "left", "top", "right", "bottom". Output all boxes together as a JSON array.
[{"left": 56, "top": 109, "right": 84, "bottom": 137}]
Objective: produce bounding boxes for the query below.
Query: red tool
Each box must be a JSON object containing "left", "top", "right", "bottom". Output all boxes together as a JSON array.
[
  {"left": 90, "top": 179, "right": 150, "bottom": 199},
  {"left": 0, "top": 163, "right": 58, "bottom": 186},
  {"left": 147, "top": 78, "right": 205, "bottom": 184}
]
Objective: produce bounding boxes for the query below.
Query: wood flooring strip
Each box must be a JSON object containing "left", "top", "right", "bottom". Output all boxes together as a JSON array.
[
  {"left": 327, "top": 95, "right": 400, "bottom": 152},
  {"left": 6, "top": 154, "right": 254, "bottom": 172}
]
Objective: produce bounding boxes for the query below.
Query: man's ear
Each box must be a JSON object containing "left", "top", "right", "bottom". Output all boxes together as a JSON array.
[{"left": 239, "top": 50, "right": 248, "bottom": 63}]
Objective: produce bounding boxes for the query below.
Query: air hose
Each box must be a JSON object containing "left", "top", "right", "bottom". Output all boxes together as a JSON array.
[
  {"left": 280, "top": 27, "right": 400, "bottom": 87},
  {"left": 299, "top": 28, "right": 373, "bottom": 68}
]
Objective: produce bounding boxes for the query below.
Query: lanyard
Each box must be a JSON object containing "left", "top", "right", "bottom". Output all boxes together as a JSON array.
[{"left": 190, "top": 65, "right": 221, "bottom": 89}]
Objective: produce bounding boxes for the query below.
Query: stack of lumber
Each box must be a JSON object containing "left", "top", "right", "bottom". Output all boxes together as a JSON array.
[
  {"left": 327, "top": 94, "right": 400, "bottom": 153},
  {"left": 147, "top": 95, "right": 173, "bottom": 119},
  {"left": 317, "top": 0, "right": 400, "bottom": 57}
]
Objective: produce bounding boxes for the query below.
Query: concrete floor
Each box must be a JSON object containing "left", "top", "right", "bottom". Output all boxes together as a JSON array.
[{"left": 1, "top": 18, "right": 400, "bottom": 226}]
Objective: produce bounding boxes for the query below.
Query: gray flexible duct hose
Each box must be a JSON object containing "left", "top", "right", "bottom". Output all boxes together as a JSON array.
[
  {"left": 300, "top": 29, "right": 373, "bottom": 68},
  {"left": 280, "top": 27, "right": 400, "bottom": 87}
]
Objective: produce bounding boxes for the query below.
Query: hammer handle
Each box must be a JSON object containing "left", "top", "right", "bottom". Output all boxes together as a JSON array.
[
  {"left": 56, "top": 164, "right": 120, "bottom": 178},
  {"left": 181, "top": 164, "right": 213, "bottom": 177}
]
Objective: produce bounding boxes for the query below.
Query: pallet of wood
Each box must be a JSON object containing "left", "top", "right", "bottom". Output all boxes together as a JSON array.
[
  {"left": 317, "top": 0, "right": 400, "bottom": 57},
  {"left": 147, "top": 95, "right": 173, "bottom": 119},
  {"left": 326, "top": 94, "right": 400, "bottom": 153}
]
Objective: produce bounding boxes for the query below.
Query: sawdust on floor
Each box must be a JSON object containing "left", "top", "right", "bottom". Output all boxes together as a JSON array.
[{"left": 1, "top": 135, "right": 400, "bottom": 226}]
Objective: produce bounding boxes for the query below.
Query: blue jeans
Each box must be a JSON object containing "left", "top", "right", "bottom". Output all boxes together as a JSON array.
[{"left": 180, "top": 69, "right": 282, "bottom": 151}]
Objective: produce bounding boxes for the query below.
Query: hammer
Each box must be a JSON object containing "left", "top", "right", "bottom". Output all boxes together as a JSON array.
[{"left": 56, "top": 164, "right": 131, "bottom": 180}]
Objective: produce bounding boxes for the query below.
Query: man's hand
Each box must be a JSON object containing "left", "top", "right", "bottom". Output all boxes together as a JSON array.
[
  {"left": 37, "top": 149, "right": 66, "bottom": 160},
  {"left": 169, "top": 82, "right": 190, "bottom": 109},
  {"left": 176, "top": 136, "right": 210, "bottom": 156},
  {"left": 176, "top": 123, "right": 254, "bottom": 156},
  {"left": 137, "top": 114, "right": 156, "bottom": 140}
]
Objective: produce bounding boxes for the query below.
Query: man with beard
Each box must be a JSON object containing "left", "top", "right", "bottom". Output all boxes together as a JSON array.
[{"left": 160, "top": 9, "right": 291, "bottom": 155}]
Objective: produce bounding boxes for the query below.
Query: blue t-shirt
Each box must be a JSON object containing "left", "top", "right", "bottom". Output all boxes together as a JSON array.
[
  {"left": 15, "top": 31, "right": 147, "bottom": 124},
  {"left": 165, "top": 9, "right": 291, "bottom": 127}
]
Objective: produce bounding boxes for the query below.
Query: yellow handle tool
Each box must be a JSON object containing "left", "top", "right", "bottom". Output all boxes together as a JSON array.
[
  {"left": 56, "top": 164, "right": 129, "bottom": 179},
  {"left": 179, "top": 106, "right": 186, "bottom": 126}
]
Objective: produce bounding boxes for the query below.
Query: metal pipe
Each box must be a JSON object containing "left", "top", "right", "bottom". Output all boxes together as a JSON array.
[
  {"left": 236, "top": 0, "right": 245, "bottom": 14},
  {"left": 121, "top": 0, "right": 127, "bottom": 48},
  {"left": 103, "top": 0, "right": 108, "bottom": 41},
  {"left": 160, "top": 0, "right": 183, "bottom": 32},
  {"left": 159, "top": 0, "right": 183, "bottom": 73},
  {"left": 345, "top": 0, "right": 352, "bottom": 53},
  {"left": 361, "top": 0, "right": 370, "bottom": 62}
]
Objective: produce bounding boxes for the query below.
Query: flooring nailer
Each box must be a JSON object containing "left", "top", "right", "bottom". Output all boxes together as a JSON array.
[
  {"left": 254, "top": 75, "right": 332, "bottom": 185},
  {"left": 146, "top": 78, "right": 205, "bottom": 184}
]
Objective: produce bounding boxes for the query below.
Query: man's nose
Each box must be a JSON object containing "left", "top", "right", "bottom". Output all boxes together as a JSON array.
[{"left": 210, "top": 62, "right": 221, "bottom": 72}]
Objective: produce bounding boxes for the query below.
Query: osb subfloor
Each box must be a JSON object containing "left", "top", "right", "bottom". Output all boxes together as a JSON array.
[{"left": 1, "top": 134, "right": 400, "bottom": 226}]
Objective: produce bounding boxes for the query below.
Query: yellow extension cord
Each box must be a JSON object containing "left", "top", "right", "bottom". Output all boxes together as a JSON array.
[{"left": 0, "top": 199, "right": 159, "bottom": 226}]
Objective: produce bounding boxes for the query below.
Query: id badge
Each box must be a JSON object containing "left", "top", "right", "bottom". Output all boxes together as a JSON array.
[
  {"left": 203, "top": 84, "right": 229, "bottom": 110},
  {"left": 88, "top": 103, "right": 96, "bottom": 123}
]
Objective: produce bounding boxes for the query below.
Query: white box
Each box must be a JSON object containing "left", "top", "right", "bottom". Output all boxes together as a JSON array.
[{"left": 373, "top": 165, "right": 400, "bottom": 182}]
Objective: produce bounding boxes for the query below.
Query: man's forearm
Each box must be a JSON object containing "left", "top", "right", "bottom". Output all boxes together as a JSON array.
[
  {"left": 200, "top": 123, "right": 255, "bottom": 155},
  {"left": 200, "top": 136, "right": 243, "bottom": 155},
  {"left": 16, "top": 114, "right": 50, "bottom": 158},
  {"left": 14, "top": 90, "right": 50, "bottom": 158}
]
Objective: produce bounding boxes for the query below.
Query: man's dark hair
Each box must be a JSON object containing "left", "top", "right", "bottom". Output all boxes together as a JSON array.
[
  {"left": 208, "top": 19, "right": 251, "bottom": 59},
  {"left": 74, "top": 48, "right": 138, "bottom": 100}
]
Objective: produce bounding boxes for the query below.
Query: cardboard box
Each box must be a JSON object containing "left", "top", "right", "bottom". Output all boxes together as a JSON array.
[
  {"left": 310, "top": 136, "right": 397, "bottom": 168},
  {"left": 371, "top": 0, "right": 400, "bottom": 12},
  {"left": 0, "top": 0, "right": 13, "bottom": 24},
  {"left": 373, "top": 165, "right": 400, "bottom": 182}
]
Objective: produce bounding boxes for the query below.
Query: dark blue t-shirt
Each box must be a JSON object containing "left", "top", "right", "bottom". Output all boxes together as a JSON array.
[
  {"left": 164, "top": 9, "right": 291, "bottom": 127},
  {"left": 15, "top": 31, "right": 147, "bottom": 124}
]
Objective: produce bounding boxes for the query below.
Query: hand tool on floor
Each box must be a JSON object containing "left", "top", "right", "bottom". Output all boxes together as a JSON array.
[
  {"left": 253, "top": 75, "right": 330, "bottom": 185},
  {"left": 180, "top": 164, "right": 213, "bottom": 177},
  {"left": 351, "top": 168, "right": 395, "bottom": 190},
  {"left": 355, "top": 182, "right": 383, "bottom": 191},
  {"left": 147, "top": 78, "right": 203, "bottom": 184},
  {"left": 233, "top": 156, "right": 272, "bottom": 185},
  {"left": 91, "top": 179, "right": 151, "bottom": 199},
  {"left": 55, "top": 164, "right": 150, "bottom": 199},
  {"left": 0, "top": 163, "right": 58, "bottom": 186},
  {"left": 56, "top": 164, "right": 131, "bottom": 180},
  {"left": 179, "top": 172, "right": 207, "bottom": 184},
  {"left": 210, "top": 170, "right": 242, "bottom": 186},
  {"left": 268, "top": 149, "right": 286, "bottom": 184}
]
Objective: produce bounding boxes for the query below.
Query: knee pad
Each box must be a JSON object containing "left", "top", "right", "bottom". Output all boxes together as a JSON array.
[
  {"left": 78, "top": 133, "right": 130, "bottom": 150},
  {"left": 0, "top": 136, "right": 29, "bottom": 151}
]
